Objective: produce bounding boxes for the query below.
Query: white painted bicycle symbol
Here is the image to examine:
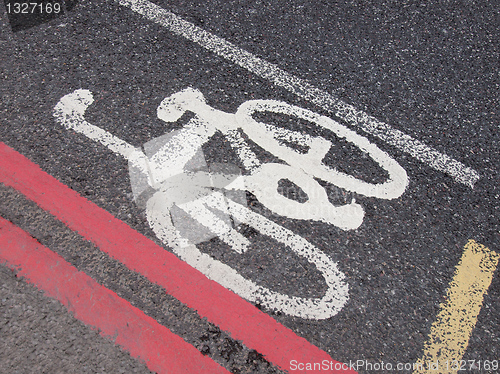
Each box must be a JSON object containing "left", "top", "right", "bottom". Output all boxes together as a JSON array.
[{"left": 54, "top": 88, "right": 408, "bottom": 319}]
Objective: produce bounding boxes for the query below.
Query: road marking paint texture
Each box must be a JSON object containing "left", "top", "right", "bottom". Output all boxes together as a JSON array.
[
  {"left": 0, "top": 143, "right": 357, "bottom": 373},
  {"left": 0, "top": 181, "right": 289, "bottom": 374},
  {"left": 1, "top": 3, "right": 498, "bottom": 372},
  {"left": 0, "top": 217, "right": 230, "bottom": 374},
  {"left": 53, "top": 87, "right": 410, "bottom": 319},
  {"left": 413, "top": 240, "right": 499, "bottom": 374},
  {"left": 116, "top": 0, "right": 479, "bottom": 189}
]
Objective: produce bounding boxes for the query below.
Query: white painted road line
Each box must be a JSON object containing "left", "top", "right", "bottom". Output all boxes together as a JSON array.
[{"left": 116, "top": 0, "right": 480, "bottom": 188}]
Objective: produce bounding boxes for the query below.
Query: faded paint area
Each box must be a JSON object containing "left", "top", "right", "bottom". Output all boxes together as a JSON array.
[
  {"left": 117, "top": 0, "right": 479, "bottom": 188},
  {"left": 53, "top": 87, "right": 409, "bottom": 319},
  {"left": 0, "top": 142, "right": 357, "bottom": 374},
  {"left": 0, "top": 217, "right": 231, "bottom": 374},
  {"left": 414, "top": 240, "right": 499, "bottom": 374}
]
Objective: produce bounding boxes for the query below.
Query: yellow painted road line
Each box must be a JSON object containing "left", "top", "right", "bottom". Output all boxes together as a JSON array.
[{"left": 413, "top": 240, "right": 499, "bottom": 374}]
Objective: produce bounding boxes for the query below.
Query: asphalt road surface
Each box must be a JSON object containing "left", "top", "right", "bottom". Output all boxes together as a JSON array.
[{"left": 0, "top": 1, "right": 499, "bottom": 373}]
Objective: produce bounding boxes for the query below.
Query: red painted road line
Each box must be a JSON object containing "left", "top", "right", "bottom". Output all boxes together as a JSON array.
[
  {"left": 0, "top": 142, "right": 357, "bottom": 374},
  {"left": 0, "top": 217, "right": 231, "bottom": 374}
]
